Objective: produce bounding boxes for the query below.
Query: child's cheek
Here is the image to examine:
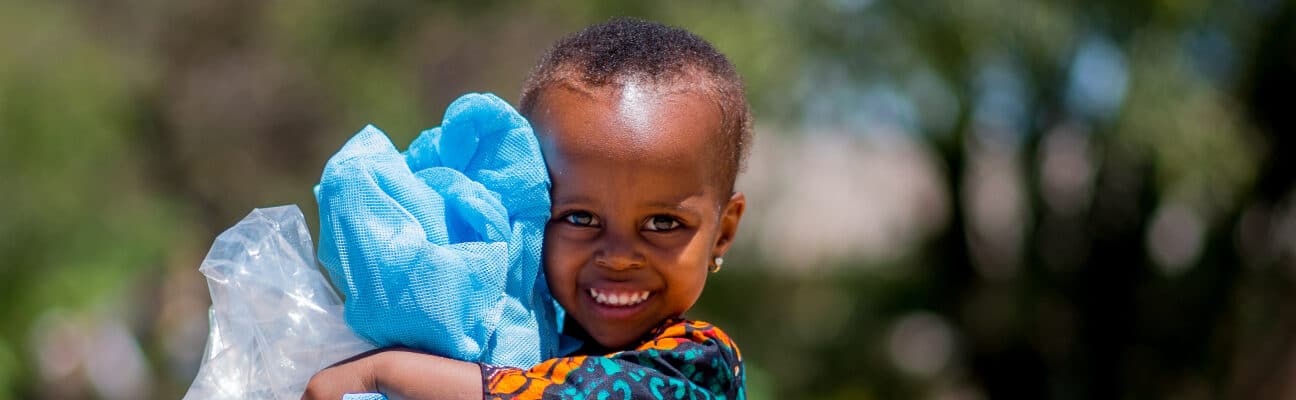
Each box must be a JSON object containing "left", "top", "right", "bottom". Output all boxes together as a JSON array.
[
  {"left": 643, "top": 228, "right": 698, "bottom": 253},
  {"left": 541, "top": 228, "right": 581, "bottom": 300}
]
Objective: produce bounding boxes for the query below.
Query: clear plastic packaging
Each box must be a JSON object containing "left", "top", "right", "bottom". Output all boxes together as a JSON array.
[{"left": 183, "top": 205, "right": 375, "bottom": 400}]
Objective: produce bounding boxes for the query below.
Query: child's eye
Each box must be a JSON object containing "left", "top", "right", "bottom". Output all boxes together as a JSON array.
[
  {"left": 564, "top": 212, "right": 600, "bottom": 227},
  {"left": 642, "top": 216, "right": 681, "bottom": 232}
]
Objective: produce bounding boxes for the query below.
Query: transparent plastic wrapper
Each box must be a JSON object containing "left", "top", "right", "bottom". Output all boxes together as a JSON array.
[{"left": 184, "top": 205, "right": 376, "bottom": 400}]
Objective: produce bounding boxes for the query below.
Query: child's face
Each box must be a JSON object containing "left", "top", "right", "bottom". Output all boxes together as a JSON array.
[{"left": 530, "top": 80, "right": 745, "bottom": 349}]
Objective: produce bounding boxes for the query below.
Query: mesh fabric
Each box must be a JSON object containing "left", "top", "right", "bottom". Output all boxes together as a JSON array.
[{"left": 315, "top": 93, "right": 559, "bottom": 369}]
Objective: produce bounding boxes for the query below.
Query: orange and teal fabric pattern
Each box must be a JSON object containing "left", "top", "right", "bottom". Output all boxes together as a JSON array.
[{"left": 480, "top": 319, "right": 745, "bottom": 399}]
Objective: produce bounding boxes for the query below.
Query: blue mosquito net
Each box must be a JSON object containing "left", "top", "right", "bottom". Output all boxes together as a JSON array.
[{"left": 315, "top": 93, "right": 560, "bottom": 370}]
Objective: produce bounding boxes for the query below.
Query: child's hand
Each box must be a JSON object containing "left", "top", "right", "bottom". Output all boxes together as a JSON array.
[
  {"left": 302, "top": 351, "right": 381, "bottom": 400},
  {"left": 301, "top": 348, "right": 483, "bottom": 400}
]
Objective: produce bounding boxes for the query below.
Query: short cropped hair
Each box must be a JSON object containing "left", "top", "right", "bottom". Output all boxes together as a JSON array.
[{"left": 519, "top": 18, "right": 753, "bottom": 193}]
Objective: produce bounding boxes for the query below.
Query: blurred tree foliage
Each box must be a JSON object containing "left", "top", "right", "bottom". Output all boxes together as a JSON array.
[{"left": 1, "top": 0, "right": 1294, "bottom": 399}]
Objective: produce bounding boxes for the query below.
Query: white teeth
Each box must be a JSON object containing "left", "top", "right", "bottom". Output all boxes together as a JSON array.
[{"left": 590, "top": 289, "right": 651, "bottom": 307}]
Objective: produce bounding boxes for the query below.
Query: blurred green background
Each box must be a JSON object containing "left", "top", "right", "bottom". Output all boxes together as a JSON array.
[{"left": 2, "top": 0, "right": 1296, "bottom": 398}]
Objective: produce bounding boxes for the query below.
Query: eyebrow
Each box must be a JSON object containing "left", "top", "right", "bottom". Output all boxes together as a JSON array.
[
  {"left": 643, "top": 200, "right": 701, "bottom": 212},
  {"left": 551, "top": 194, "right": 595, "bottom": 206},
  {"left": 552, "top": 193, "right": 706, "bottom": 211}
]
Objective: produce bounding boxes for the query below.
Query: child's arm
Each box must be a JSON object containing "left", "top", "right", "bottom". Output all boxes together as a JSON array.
[
  {"left": 304, "top": 320, "right": 744, "bottom": 400},
  {"left": 302, "top": 349, "right": 481, "bottom": 400}
]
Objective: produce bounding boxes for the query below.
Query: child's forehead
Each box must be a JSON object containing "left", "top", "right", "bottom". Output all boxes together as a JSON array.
[
  {"left": 534, "top": 80, "right": 723, "bottom": 152},
  {"left": 531, "top": 81, "right": 726, "bottom": 186}
]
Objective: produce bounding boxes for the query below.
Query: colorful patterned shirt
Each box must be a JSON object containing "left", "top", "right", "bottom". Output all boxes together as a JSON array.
[{"left": 480, "top": 318, "right": 745, "bottom": 399}]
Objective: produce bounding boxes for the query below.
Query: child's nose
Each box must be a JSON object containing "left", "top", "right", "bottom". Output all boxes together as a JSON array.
[{"left": 594, "top": 231, "right": 644, "bottom": 270}]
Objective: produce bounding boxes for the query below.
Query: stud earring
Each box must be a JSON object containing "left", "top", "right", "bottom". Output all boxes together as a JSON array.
[{"left": 709, "top": 256, "right": 724, "bottom": 273}]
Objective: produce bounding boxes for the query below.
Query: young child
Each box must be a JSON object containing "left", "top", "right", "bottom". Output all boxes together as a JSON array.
[{"left": 304, "top": 18, "right": 752, "bottom": 400}]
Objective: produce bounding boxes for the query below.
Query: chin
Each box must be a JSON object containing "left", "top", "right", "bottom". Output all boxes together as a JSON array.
[
  {"left": 584, "top": 317, "right": 660, "bottom": 350},
  {"left": 589, "top": 328, "right": 639, "bottom": 350}
]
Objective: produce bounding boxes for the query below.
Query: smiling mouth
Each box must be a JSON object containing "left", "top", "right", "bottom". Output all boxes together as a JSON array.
[{"left": 588, "top": 288, "right": 652, "bottom": 307}]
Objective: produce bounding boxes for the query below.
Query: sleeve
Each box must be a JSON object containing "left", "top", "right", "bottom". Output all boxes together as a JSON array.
[{"left": 480, "top": 320, "right": 745, "bottom": 400}]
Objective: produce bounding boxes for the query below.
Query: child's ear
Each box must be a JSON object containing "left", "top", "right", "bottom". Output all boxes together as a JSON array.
[{"left": 712, "top": 192, "right": 747, "bottom": 257}]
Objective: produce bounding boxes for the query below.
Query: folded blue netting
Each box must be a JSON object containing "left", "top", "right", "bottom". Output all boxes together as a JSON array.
[{"left": 315, "top": 93, "right": 562, "bottom": 373}]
